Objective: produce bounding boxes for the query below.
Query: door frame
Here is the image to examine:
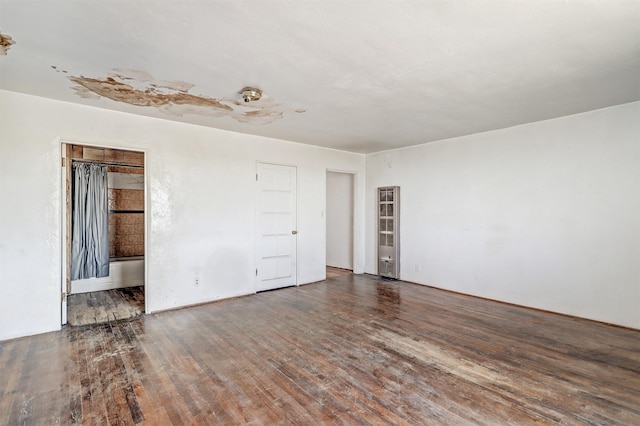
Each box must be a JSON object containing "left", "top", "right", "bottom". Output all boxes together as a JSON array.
[
  {"left": 255, "top": 161, "right": 298, "bottom": 292},
  {"left": 60, "top": 140, "right": 148, "bottom": 324},
  {"left": 326, "top": 168, "right": 359, "bottom": 277}
]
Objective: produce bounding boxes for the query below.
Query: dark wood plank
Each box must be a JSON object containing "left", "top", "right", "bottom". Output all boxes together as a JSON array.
[
  {"left": 1, "top": 274, "right": 639, "bottom": 424},
  {"left": 67, "top": 286, "right": 144, "bottom": 326},
  {"left": 326, "top": 266, "right": 353, "bottom": 278}
]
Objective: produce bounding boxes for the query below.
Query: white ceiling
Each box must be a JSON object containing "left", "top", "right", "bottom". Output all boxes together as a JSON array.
[{"left": 1, "top": 0, "right": 638, "bottom": 153}]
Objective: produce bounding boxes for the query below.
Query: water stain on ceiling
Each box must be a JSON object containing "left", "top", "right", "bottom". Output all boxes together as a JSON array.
[
  {"left": 0, "top": 33, "right": 15, "bottom": 55},
  {"left": 63, "top": 68, "right": 305, "bottom": 125}
]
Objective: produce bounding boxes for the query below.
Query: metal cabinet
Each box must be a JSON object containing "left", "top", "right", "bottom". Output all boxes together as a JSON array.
[{"left": 378, "top": 186, "right": 400, "bottom": 279}]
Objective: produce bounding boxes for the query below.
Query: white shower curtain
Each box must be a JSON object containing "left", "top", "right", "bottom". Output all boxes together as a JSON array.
[{"left": 71, "top": 163, "right": 110, "bottom": 280}]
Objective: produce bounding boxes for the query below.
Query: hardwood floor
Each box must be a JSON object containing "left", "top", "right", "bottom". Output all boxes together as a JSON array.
[
  {"left": 1, "top": 274, "right": 638, "bottom": 425},
  {"left": 326, "top": 266, "right": 353, "bottom": 279},
  {"left": 67, "top": 286, "right": 145, "bottom": 326}
]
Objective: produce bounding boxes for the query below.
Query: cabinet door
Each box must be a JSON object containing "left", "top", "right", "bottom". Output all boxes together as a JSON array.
[{"left": 377, "top": 186, "right": 399, "bottom": 278}]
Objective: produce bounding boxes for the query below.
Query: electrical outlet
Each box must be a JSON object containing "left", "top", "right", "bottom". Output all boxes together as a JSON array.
[
  {"left": 195, "top": 277, "right": 200, "bottom": 287},
  {"left": 415, "top": 264, "right": 422, "bottom": 272}
]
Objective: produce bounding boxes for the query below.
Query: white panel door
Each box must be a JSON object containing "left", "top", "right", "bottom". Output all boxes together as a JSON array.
[{"left": 256, "top": 163, "right": 297, "bottom": 291}]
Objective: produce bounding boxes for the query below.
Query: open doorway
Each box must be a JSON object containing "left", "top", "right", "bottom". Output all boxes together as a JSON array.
[
  {"left": 62, "top": 143, "right": 146, "bottom": 326},
  {"left": 326, "top": 171, "right": 355, "bottom": 279}
]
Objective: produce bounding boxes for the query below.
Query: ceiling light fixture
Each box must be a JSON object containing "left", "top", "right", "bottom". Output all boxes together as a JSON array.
[{"left": 240, "top": 87, "right": 262, "bottom": 103}]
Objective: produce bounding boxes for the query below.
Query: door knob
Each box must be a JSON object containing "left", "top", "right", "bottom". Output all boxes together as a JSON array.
[{"left": 292, "top": 230, "right": 298, "bottom": 235}]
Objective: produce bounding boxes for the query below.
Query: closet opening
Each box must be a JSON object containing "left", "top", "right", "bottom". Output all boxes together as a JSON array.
[{"left": 62, "top": 143, "right": 146, "bottom": 326}]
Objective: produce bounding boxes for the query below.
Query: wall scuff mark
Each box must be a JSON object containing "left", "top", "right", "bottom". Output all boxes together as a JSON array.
[
  {"left": 0, "top": 32, "right": 15, "bottom": 55},
  {"left": 66, "top": 68, "right": 305, "bottom": 125}
]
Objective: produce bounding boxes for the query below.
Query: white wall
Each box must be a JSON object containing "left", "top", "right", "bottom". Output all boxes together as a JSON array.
[
  {"left": 365, "top": 102, "right": 640, "bottom": 329},
  {"left": 326, "top": 171, "right": 354, "bottom": 270},
  {"left": 0, "top": 90, "right": 365, "bottom": 340},
  {"left": 2, "top": 90, "right": 637, "bottom": 339}
]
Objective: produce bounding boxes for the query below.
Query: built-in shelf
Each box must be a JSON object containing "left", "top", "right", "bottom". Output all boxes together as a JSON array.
[
  {"left": 108, "top": 210, "right": 144, "bottom": 214},
  {"left": 378, "top": 186, "right": 400, "bottom": 279}
]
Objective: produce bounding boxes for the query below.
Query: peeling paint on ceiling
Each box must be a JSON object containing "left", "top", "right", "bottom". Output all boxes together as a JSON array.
[
  {"left": 0, "top": 32, "right": 15, "bottom": 55},
  {"left": 65, "top": 68, "right": 305, "bottom": 125},
  {"left": 2, "top": 1, "right": 638, "bottom": 152}
]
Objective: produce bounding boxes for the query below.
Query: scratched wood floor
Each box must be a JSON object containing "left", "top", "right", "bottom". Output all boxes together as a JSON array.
[
  {"left": 326, "top": 266, "right": 353, "bottom": 279},
  {"left": 1, "top": 274, "right": 639, "bottom": 425},
  {"left": 67, "top": 286, "right": 145, "bottom": 326}
]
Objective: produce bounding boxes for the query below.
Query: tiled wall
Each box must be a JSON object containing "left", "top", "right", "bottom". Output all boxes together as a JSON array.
[{"left": 108, "top": 179, "right": 144, "bottom": 258}]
